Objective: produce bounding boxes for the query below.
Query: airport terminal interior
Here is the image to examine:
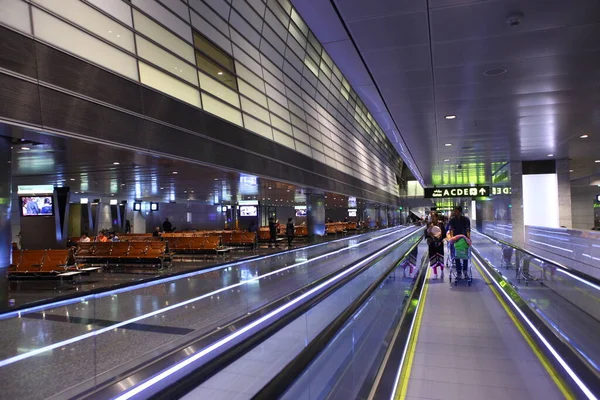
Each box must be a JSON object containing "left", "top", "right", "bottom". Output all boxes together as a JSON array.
[{"left": 0, "top": 0, "right": 599, "bottom": 399}]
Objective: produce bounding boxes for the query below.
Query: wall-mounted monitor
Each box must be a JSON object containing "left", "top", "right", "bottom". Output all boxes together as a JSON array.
[
  {"left": 348, "top": 209, "right": 357, "bottom": 217},
  {"left": 20, "top": 196, "right": 54, "bottom": 216},
  {"left": 150, "top": 202, "right": 159, "bottom": 211},
  {"left": 348, "top": 196, "right": 357, "bottom": 208},
  {"left": 109, "top": 199, "right": 118, "bottom": 205},
  {"left": 295, "top": 209, "right": 307, "bottom": 217},
  {"left": 133, "top": 202, "right": 142, "bottom": 211},
  {"left": 239, "top": 205, "right": 258, "bottom": 217}
]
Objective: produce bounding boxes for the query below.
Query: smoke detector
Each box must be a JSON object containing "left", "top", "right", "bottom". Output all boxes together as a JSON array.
[{"left": 506, "top": 12, "right": 524, "bottom": 27}]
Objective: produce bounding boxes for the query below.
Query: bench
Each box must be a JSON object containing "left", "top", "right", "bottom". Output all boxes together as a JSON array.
[
  {"left": 9, "top": 249, "right": 82, "bottom": 280},
  {"left": 74, "top": 242, "right": 171, "bottom": 269}
]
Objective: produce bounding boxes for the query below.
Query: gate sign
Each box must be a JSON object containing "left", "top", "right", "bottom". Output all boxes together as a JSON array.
[{"left": 424, "top": 186, "right": 490, "bottom": 198}]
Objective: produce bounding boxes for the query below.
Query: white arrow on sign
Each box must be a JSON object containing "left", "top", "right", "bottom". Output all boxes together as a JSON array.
[{"left": 478, "top": 188, "right": 487, "bottom": 195}]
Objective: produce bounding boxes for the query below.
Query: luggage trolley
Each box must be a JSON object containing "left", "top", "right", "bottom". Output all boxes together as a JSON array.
[
  {"left": 448, "top": 237, "right": 473, "bottom": 286},
  {"left": 501, "top": 245, "right": 514, "bottom": 269}
]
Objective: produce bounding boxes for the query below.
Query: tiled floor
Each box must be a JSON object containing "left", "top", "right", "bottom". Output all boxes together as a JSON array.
[{"left": 404, "top": 262, "right": 564, "bottom": 400}]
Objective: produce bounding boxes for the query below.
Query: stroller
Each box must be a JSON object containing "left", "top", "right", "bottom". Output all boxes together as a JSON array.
[{"left": 448, "top": 237, "right": 473, "bottom": 286}]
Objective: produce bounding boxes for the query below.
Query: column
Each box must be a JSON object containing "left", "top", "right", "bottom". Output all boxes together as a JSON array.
[
  {"left": 511, "top": 162, "right": 525, "bottom": 246},
  {"left": 306, "top": 193, "right": 325, "bottom": 237},
  {"left": 0, "top": 138, "right": 11, "bottom": 309},
  {"left": 556, "top": 159, "right": 572, "bottom": 228}
]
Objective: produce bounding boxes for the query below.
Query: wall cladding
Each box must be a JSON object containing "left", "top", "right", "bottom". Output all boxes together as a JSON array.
[{"left": 0, "top": 0, "right": 404, "bottom": 203}]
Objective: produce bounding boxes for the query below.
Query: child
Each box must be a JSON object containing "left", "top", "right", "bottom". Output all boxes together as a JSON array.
[{"left": 427, "top": 225, "right": 445, "bottom": 279}]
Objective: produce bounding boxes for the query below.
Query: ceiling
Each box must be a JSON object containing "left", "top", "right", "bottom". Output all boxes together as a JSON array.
[
  {"left": 4, "top": 124, "right": 372, "bottom": 208},
  {"left": 291, "top": 0, "right": 600, "bottom": 186}
]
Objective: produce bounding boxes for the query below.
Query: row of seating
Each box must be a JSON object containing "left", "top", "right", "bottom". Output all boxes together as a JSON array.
[
  {"left": 75, "top": 242, "right": 169, "bottom": 266},
  {"left": 168, "top": 236, "right": 222, "bottom": 253},
  {"left": 9, "top": 249, "right": 75, "bottom": 275}
]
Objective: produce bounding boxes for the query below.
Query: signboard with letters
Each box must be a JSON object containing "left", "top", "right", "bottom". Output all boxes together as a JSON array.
[
  {"left": 424, "top": 186, "right": 490, "bottom": 199},
  {"left": 492, "top": 187, "right": 512, "bottom": 195}
]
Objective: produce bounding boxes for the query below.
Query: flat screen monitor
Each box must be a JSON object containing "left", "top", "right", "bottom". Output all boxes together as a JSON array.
[
  {"left": 20, "top": 196, "right": 54, "bottom": 216},
  {"left": 295, "top": 209, "right": 307, "bottom": 217},
  {"left": 240, "top": 205, "right": 258, "bottom": 217},
  {"left": 348, "top": 209, "right": 357, "bottom": 217}
]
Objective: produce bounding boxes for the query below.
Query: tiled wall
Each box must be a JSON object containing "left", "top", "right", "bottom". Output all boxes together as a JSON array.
[{"left": 0, "top": 0, "right": 402, "bottom": 196}]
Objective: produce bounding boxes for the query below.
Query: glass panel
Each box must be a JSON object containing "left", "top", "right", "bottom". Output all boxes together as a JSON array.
[
  {"left": 273, "top": 129, "right": 295, "bottom": 149},
  {"left": 133, "top": 10, "right": 194, "bottom": 64},
  {"left": 270, "top": 114, "right": 293, "bottom": 135},
  {"left": 131, "top": 0, "right": 191, "bottom": 43},
  {"left": 290, "top": 8, "right": 308, "bottom": 36},
  {"left": 238, "top": 80, "right": 268, "bottom": 108},
  {"left": 201, "top": 93, "right": 243, "bottom": 126},
  {"left": 0, "top": 0, "right": 31, "bottom": 34},
  {"left": 240, "top": 97, "right": 270, "bottom": 123},
  {"left": 195, "top": 51, "right": 237, "bottom": 90},
  {"left": 236, "top": 62, "right": 265, "bottom": 93},
  {"left": 136, "top": 35, "right": 198, "bottom": 85},
  {"left": 87, "top": 0, "right": 132, "bottom": 27},
  {"left": 139, "top": 62, "right": 200, "bottom": 107},
  {"left": 190, "top": 13, "right": 232, "bottom": 55},
  {"left": 243, "top": 114, "right": 273, "bottom": 139},
  {"left": 198, "top": 71, "right": 239, "bottom": 107},
  {"left": 295, "top": 140, "right": 311, "bottom": 156},
  {"left": 32, "top": 8, "right": 138, "bottom": 80},
  {"left": 193, "top": 32, "right": 234, "bottom": 72},
  {"left": 34, "top": 0, "right": 135, "bottom": 52}
]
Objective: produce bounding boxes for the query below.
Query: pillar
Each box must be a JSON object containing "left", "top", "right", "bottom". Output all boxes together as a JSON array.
[
  {"left": 306, "top": 193, "right": 325, "bottom": 237},
  {"left": 511, "top": 162, "right": 525, "bottom": 246},
  {"left": 0, "top": 138, "right": 11, "bottom": 309},
  {"left": 556, "top": 159, "right": 572, "bottom": 228}
]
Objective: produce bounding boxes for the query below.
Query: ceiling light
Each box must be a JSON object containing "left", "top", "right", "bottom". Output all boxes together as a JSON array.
[
  {"left": 217, "top": 71, "right": 223, "bottom": 75},
  {"left": 547, "top": 154, "right": 553, "bottom": 157},
  {"left": 579, "top": 134, "right": 589, "bottom": 139},
  {"left": 444, "top": 143, "right": 452, "bottom": 147},
  {"left": 70, "top": 178, "right": 75, "bottom": 181},
  {"left": 595, "top": 160, "right": 600, "bottom": 163},
  {"left": 173, "top": 171, "right": 178, "bottom": 174},
  {"left": 113, "top": 162, "right": 120, "bottom": 165},
  {"left": 444, "top": 159, "right": 450, "bottom": 162},
  {"left": 21, "top": 147, "right": 30, "bottom": 150},
  {"left": 444, "top": 115, "right": 456, "bottom": 120}
]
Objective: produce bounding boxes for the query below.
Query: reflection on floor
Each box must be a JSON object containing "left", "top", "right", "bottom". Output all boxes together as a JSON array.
[{"left": 7, "top": 242, "right": 309, "bottom": 309}]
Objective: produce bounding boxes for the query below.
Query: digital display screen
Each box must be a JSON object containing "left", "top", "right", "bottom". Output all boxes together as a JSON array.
[
  {"left": 133, "top": 202, "right": 141, "bottom": 211},
  {"left": 20, "top": 196, "right": 54, "bottom": 216},
  {"left": 348, "top": 209, "right": 357, "bottom": 217},
  {"left": 348, "top": 196, "right": 357, "bottom": 208},
  {"left": 240, "top": 205, "right": 257, "bottom": 217},
  {"left": 150, "top": 203, "right": 159, "bottom": 211},
  {"left": 295, "top": 209, "right": 307, "bottom": 217}
]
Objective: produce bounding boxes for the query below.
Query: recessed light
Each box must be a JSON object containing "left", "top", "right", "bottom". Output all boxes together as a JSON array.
[
  {"left": 444, "top": 143, "right": 452, "bottom": 147},
  {"left": 70, "top": 178, "right": 75, "bottom": 181},
  {"left": 579, "top": 134, "right": 589, "bottom": 139},
  {"left": 547, "top": 154, "right": 554, "bottom": 157},
  {"left": 173, "top": 171, "right": 178, "bottom": 174},
  {"left": 217, "top": 71, "right": 223, "bottom": 75},
  {"left": 113, "top": 162, "right": 120, "bottom": 165},
  {"left": 444, "top": 159, "right": 450, "bottom": 162},
  {"left": 595, "top": 160, "right": 600, "bottom": 163},
  {"left": 444, "top": 115, "right": 456, "bottom": 120},
  {"left": 569, "top": 170, "right": 574, "bottom": 173},
  {"left": 21, "top": 147, "right": 30, "bottom": 150}
]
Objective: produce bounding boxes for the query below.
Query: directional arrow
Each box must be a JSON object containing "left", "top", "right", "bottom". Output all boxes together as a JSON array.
[{"left": 479, "top": 188, "right": 487, "bottom": 195}]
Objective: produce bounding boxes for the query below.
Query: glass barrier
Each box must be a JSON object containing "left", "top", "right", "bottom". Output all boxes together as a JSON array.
[
  {"left": 525, "top": 225, "right": 600, "bottom": 279},
  {"left": 279, "top": 240, "right": 427, "bottom": 400},
  {"left": 472, "top": 230, "right": 600, "bottom": 374},
  {"left": 0, "top": 226, "right": 419, "bottom": 400}
]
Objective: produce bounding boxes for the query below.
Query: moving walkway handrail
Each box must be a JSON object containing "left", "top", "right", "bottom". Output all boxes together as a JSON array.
[
  {"left": 252, "top": 235, "right": 425, "bottom": 399},
  {"left": 95, "top": 228, "right": 423, "bottom": 400},
  {"left": 473, "top": 229, "right": 600, "bottom": 287}
]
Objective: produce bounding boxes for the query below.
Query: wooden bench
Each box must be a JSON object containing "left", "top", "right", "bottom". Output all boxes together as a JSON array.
[
  {"left": 74, "top": 242, "right": 171, "bottom": 269},
  {"left": 9, "top": 249, "right": 82, "bottom": 280}
]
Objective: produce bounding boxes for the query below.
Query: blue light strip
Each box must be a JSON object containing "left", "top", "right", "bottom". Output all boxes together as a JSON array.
[
  {"left": 473, "top": 253, "right": 596, "bottom": 400},
  {"left": 113, "top": 232, "right": 413, "bottom": 400},
  {"left": 0, "top": 226, "right": 407, "bottom": 321},
  {"left": 0, "top": 228, "right": 414, "bottom": 369}
]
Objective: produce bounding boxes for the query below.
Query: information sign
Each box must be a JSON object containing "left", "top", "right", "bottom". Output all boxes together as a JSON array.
[{"left": 424, "top": 186, "right": 490, "bottom": 199}]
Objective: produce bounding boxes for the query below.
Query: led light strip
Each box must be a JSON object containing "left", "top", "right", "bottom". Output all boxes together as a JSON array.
[
  {"left": 0, "top": 228, "right": 414, "bottom": 369},
  {"left": 0, "top": 226, "right": 407, "bottom": 321},
  {"left": 113, "top": 233, "right": 414, "bottom": 400},
  {"left": 473, "top": 253, "right": 596, "bottom": 400}
]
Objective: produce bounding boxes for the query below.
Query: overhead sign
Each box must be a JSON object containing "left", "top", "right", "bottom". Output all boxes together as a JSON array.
[
  {"left": 424, "top": 186, "right": 490, "bottom": 198},
  {"left": 492, "top": 187, "right": 512, "bottom": 195},
  {"left": 596, "top": 194, "right": 600, "bottom": 203},
  {"left": 17, "top": 185, "right": 54, "bottom": 195}
]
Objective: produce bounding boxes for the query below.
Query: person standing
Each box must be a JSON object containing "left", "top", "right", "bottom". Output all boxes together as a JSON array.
[
  {"left": 426, "top": 212, "right": 446, "bottom": 279},
  {"left": 446, "top": 206, "right": 471, "bottom": 279},
  {"left": 268, "top": 217, "right": 278, "bottom": 248},
  {"left": 162, "top": 218, "right": 173, "bottom": 233},
  {"left": 286, "top": 217, "right": 295, "bottom": 248}
]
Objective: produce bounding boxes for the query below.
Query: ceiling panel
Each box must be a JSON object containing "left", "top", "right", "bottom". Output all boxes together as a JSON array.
[{"left": 335, "top": 0, "right": 425, "bottom": 21}]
